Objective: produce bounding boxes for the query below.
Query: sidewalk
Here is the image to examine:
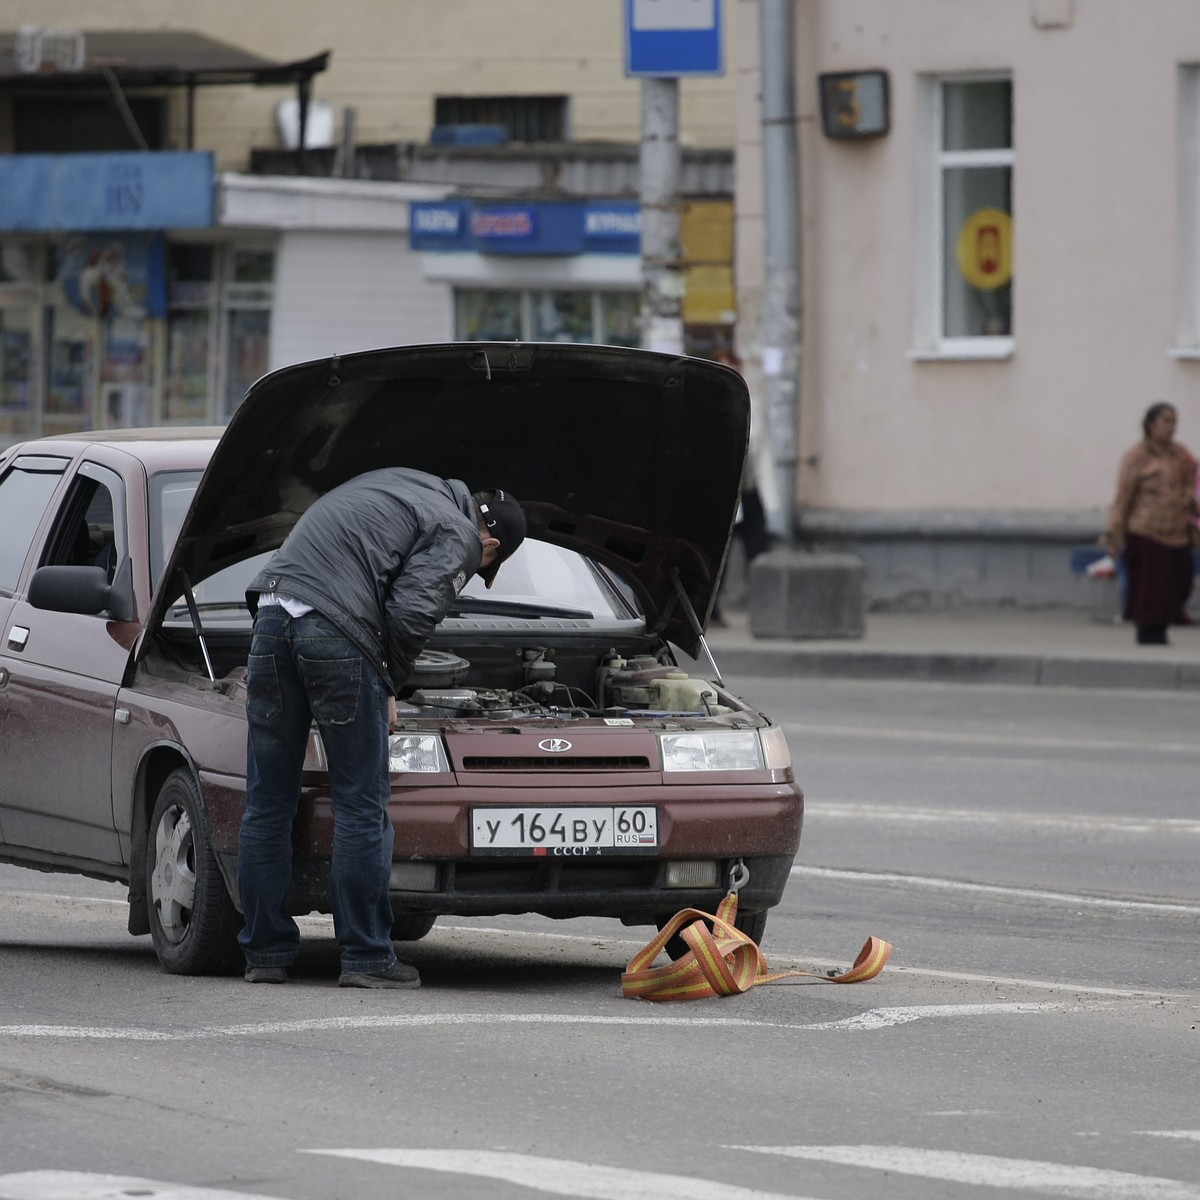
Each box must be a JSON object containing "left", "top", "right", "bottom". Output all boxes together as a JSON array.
[{"left": 702, "top": 608, "right": 1200, "bottom": 692}]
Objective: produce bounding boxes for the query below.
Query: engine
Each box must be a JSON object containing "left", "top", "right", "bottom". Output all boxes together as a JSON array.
[{"left": 396, "top": 648, "right": 733, "bottom": 720}]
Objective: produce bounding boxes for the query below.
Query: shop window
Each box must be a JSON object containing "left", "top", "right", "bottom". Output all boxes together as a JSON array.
[
  {"left": 532, "top": 291, "right": 593, "bottom": 341},
  {"left": 455, "top": 288, "right": 641, "bottom": 346},
  {"left": 44, "top": 303, "right": 96, "bottom": 434},
  {"left": 222, "top": 309, "right": 271, "bottom": 419},
  {"left": 914, "top": 76, "right": 1014, "bottom": 359},
  {"left": 14, "top": 95, "right": 166, "bottom": 153},
  {"left": 222, "top": 248, "right": 275, "bottom": 419},
  {"left": 600, "top": 293, "right": 641, "bottom": 347},
  {"left": 165, "top": 245, "right": 215, "bottom": 424},
  {"left": 434, "top": 96, "right": 567, "bottom": 143},
  {"left": 0, "top": 243, "right": 40, "bottom": 443}
]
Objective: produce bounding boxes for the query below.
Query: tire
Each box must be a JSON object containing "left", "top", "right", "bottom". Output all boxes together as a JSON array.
[
  {"left": 390, "top": 910, "right": 437, "bottom": 942},
  {"left": 146, "top": 767, "right": 243, "bottom": 975},
  {"left": 655, "top": 907, "right": 768, "bottom": 962}
]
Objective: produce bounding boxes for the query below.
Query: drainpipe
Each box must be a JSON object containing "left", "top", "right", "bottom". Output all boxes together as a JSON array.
[
  {"left": 748, "top": 0, "right": 866, "bottom": 639},
  {"left": 758, "top": 0, "right": 800, "bottom": 543}
]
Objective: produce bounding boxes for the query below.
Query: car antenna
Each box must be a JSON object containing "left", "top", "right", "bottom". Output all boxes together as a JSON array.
[
  {"left": 669, "top": 567, "right": 723, "bottom": 686},
  {"left": 177, "top": 569, "right": 216, "bottom": 683}
]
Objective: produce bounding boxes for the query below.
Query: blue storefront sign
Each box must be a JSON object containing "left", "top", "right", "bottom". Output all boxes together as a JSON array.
[
  {"left": 0, "top": 152, "right": 215, "bottom": 232},
  {"left": 410, "top": 200, "right": 641, "bottom": 256}
]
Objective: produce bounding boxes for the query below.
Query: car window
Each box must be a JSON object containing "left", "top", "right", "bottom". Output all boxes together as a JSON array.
[
  {"left": 458, "top": 539, "right": 639, "bottom": 619},
  {"left": 148, "top": 468, "right": 641, "bottom": 626},
  {"left": 0, "top": 457, "right": 67, "bottom": 594},
  {"left": 39, "top": 465, "right": 126, "bottom": 587},
  {"left": 150, "top": 470, "right": 202, "bottom": 586}
]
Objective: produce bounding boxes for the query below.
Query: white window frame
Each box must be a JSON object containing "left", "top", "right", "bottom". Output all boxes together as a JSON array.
[{"left": 912, "top": 72, "right": 1014, "bottom": 361}]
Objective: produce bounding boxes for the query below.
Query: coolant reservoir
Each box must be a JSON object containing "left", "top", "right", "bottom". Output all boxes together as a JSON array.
[{"left": 650, "top": 673, "right": 730, "bottom": 714}]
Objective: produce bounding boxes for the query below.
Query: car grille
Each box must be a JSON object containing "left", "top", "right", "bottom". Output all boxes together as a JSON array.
[
  {"left": 459, "top": 755, "right": 652, "bottom": 770},
  {"left": 452, "top": 860, "right": 659, "bottom": 893}
]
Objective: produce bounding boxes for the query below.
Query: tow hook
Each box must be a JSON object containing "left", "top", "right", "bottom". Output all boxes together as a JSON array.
[{"left": 728, "top": 858, "right": 750, "bottom": 894}]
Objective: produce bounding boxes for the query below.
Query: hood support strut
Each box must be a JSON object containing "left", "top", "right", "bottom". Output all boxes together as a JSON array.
[
  {"left": 669, "top": 567, "right": 723, "bottom": 686},
  {"left": 178, "top": 570, "right": 217, "bottom": 683}
]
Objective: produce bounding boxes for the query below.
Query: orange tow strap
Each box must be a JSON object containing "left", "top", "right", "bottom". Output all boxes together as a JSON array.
[{"left": 621, "top": 890, "right": 893, "bottom": 1002}]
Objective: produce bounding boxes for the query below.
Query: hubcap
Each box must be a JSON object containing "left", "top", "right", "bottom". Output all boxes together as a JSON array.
[{"left": 150, "top": 802, "right": 197, "bottom": 944}]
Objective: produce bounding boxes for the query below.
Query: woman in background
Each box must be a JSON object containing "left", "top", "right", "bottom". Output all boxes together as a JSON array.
[{"left": 1104, "top": 402, "right": 1198, "bottom": 645}]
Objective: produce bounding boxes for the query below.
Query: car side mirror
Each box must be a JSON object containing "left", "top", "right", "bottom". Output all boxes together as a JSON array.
[{"left": 28, "top": 557, "right": 136, "bottom": 623}]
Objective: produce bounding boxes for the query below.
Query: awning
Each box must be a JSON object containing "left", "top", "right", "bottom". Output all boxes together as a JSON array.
[{"left": 0, "top": 30, "right": 329, "bottom": 149}]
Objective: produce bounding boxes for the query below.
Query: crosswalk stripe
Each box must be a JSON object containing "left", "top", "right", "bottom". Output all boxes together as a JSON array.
[
  {"left": 305, "top": 1149, "right": 811, "bottom": 1200},
  {"left": 726, "top": 1146, "right": 1200, "bottom": 1199},
  {"left": 0, "top": 1172, "right": 266, "bottom": 1200}
]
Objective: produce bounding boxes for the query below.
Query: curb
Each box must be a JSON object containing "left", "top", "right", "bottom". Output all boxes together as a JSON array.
[{"left": 709, "top": 646, "right": 1200, "bottom": 692}]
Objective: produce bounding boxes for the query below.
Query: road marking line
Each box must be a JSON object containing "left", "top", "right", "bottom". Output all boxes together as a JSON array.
[
  {"left": 814, "top": 803, "right": 1200, "bottom": 837},
  {"left": 792, "top": 865, "right": 1200, "bottom": 916},
  {"left": 888, "top": 965, "right": 1185, "bottom": 999},
  {"left": 0, "top": 1171, "right": 266, "bottom": 1199},
  {"left": 1134, "top": 1131, "right": 1200, "bottom": 1142},
  {"left": 726, "top": 1145, "right": 1200, "bottom": 1199},
  {"left": 781, "top": 721, "right": 1200, "bottom": 756},
  {"left": 306, "top": 1148, "right": 815, "bottom": 1200},
  {"left": 0, "top": 890, "right": 125, "bottom": 907},
  {"left": 0, "top": 1003, "right": 1076, "bottom": 1042}
]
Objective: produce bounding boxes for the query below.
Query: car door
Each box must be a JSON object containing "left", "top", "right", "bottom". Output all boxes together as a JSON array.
[
  {"left": 0, "top": 452, "right": 76, "bottom": 850},
  {"left": 0, "top": 459, "right": 134, "bottom": 866}
]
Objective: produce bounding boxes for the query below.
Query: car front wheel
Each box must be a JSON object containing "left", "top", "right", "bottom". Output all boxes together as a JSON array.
[
  {"left": 391, "top": 910, "right": 437, "bottom": 942},
  {"left": 147, "top": 767, "right": 243, "bottom": 975}
]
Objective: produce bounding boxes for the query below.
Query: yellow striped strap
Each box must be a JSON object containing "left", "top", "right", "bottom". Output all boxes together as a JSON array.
[{"left": 621, "top": 891, "right": 893, "bottom": 1002}]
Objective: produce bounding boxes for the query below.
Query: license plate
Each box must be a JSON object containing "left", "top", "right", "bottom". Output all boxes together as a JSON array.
[{"left": 470, "top": 806, "right": 659, "bottom": 856}]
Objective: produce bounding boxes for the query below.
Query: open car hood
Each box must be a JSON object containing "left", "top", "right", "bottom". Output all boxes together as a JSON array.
[{"left": 156, "top": 342, "right": 750, "bottom": 657}]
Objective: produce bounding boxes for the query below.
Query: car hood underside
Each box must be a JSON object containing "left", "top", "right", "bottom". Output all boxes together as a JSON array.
[{"left": 158, "top": 342, "right": 751, "bottom": 656}]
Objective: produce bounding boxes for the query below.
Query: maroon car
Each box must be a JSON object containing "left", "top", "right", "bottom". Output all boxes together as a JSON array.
[{"left": 0, "top": 342, "right": 802, "bottom": 974}]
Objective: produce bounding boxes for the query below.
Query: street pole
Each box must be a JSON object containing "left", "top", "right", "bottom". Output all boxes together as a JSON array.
[
  {"left": 758, "top": 0, "right": 800, "bottom": 543},
  {"left": 639, "top": 76, "right": 685, "bottom": 355}
]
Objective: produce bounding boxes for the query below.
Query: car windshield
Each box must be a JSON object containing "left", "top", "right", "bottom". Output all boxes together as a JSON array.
[{"left": 151, "top": 472, "right": 640, "bottom": 625}]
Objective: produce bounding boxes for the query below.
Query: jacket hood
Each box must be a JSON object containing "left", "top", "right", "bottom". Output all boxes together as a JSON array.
[{"left": 162, "top": 342, "right": 750, "bottom": 656}]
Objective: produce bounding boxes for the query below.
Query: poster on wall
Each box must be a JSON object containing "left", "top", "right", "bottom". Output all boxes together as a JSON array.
[{"left": 57, "top": 232, "right": 167, "bottom": 319}]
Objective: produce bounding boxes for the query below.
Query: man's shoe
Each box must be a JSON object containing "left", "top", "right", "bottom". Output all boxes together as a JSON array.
[
  {"left": 244, "top": 964, "right": 288, "bottom": 984},
  {"left": 338, "top": 961, "right": 421, "bottom": 989}
]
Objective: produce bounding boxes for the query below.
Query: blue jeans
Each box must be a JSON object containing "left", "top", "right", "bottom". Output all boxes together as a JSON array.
[{"left": 237, "top": 606, "right": 397, "bottom": 974}]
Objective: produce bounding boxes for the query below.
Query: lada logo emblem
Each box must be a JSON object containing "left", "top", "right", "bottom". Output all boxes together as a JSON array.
[{"left": 537, "top": 738, "right": 572, "bottom": 753}]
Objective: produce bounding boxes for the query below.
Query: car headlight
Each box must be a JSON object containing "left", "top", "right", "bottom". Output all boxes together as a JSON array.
[
  {"left": 388, "top": 733, "right": 450, "bottom": 774},
  {"left": 660, "top": 730, "right": 764, "bottom": 772}
]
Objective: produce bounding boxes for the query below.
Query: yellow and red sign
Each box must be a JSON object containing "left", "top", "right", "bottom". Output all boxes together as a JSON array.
[{"left": 956, "top": 207, "right": 1013, "bottom": 291}]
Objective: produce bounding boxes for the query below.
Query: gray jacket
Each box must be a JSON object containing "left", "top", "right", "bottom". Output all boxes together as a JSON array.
[{"left": 247, "top": 467, "right": 481, "bottom": 694}]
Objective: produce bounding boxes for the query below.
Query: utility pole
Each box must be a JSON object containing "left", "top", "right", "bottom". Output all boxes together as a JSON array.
[{"left": 639, "top": 76, "right": 685, "bottom": 355}]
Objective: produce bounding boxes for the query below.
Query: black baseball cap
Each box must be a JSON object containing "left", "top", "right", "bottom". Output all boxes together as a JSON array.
[{"left": 474, "top": 489, "right": 527, "bottom": 588}]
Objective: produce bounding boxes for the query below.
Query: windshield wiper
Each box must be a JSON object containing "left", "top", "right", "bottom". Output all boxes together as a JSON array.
[{"left": 446, "top": 598, "right": 594, "bottom": 620}]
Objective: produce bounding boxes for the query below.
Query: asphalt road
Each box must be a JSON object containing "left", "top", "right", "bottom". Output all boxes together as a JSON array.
[{"left": 1, "top": 677, "right": 1197, "bottom": 1200}]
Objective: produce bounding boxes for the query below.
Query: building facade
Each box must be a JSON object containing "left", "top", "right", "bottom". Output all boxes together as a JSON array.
[
  {"left": 0, "top": 3, "right": 737, "bottom": 445},
  {"left": 732, "top": 0, "right": 1200, "bottom": 608}
]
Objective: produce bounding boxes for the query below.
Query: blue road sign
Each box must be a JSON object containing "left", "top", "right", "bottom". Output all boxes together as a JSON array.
[{"left": 624, "top": 0, "right": 724, "bottom": 77}]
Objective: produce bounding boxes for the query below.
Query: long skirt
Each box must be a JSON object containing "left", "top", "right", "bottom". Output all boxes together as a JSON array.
[{"left": 1122, "top": 533, "right": 1195, "bottom": 625}]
